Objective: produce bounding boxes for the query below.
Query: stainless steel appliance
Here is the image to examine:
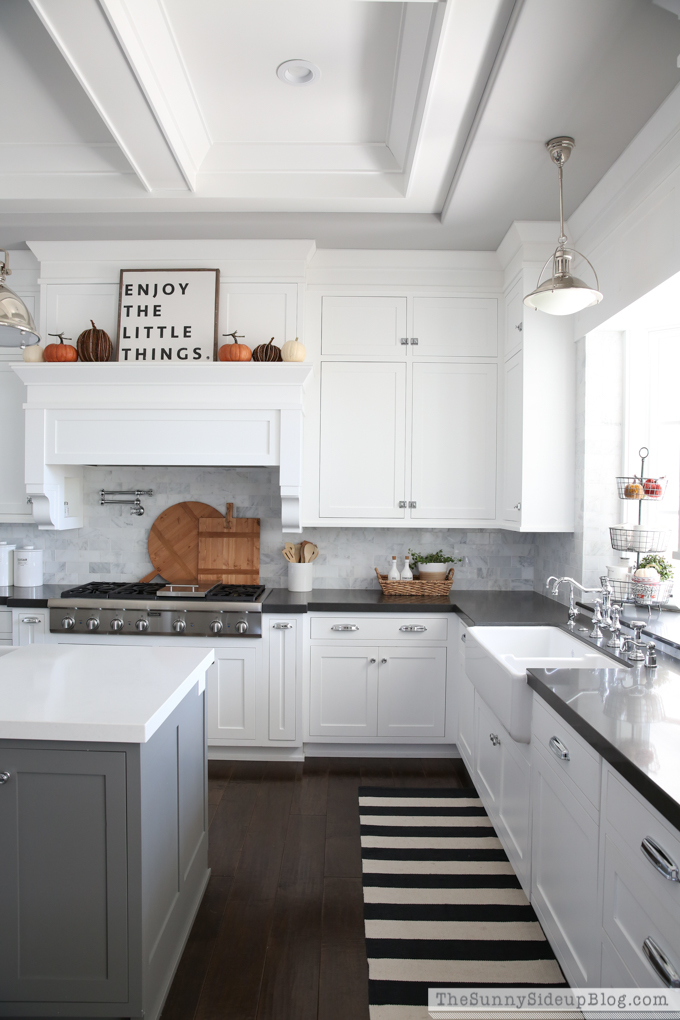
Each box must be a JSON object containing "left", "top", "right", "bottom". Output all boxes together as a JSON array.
[{"left": 48, "top": 582, "right": 265, "bottom": 638}]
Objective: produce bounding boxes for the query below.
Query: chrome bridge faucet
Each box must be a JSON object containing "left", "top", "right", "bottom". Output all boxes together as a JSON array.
[{"left": 546, "top": 576, "right": 614, "bottom": 637}]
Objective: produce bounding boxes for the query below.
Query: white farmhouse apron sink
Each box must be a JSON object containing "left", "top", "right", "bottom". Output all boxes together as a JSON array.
[{"left": 464, "top": 626, "right": 619, "bottom": 743}]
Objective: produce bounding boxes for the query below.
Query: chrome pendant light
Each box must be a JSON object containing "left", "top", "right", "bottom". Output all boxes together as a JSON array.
[
  {"left": 0, "top": 250, "right": 40, "bottom": 347},
  {"left": 524, "top": 138, "right": 603, "bottom": 316}
]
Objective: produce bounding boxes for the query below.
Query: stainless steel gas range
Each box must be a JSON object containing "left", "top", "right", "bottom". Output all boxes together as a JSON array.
[{"left": 48, "top": 582, "right": 265, "bottom": 638}]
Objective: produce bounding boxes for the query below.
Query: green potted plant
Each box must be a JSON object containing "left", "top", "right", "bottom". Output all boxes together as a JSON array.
[{"left": 408, "top": 549, "right": 462, "bottom": 581}]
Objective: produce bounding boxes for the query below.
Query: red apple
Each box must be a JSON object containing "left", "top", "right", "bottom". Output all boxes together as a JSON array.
[{"left": 643, "top": 478, "right": 662, "bottom": 497}]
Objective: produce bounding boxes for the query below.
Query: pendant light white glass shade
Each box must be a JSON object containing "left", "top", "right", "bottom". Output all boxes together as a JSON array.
[{"left": 0, "top": 251, "right": 40, "bottom": 347}]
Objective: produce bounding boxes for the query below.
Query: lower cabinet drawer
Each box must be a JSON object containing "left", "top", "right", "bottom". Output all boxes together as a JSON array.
[
  {"left": 604, "top": 767, "right": 680, "bottom": 911},
  {"left": 602, "top": 831, "right": 680, "bottom": 987},
  {"left": 310, "top": 617, "right": 448, "bottom": 642},
  {"left": 532, "top": 696, "right": 601, "bottom": 810}
]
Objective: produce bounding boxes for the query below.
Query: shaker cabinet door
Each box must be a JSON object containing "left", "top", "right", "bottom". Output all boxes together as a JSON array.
[
  {"left": 206, "top": 646, "right": 258, "bottom": 741},
  {"left": 309, "top": 646, "right": 378, "bottom": 737},
  {"left": 321, "top": 296, "right": 407, "bottom": 357},
  {"left": 376, "top": 646, "right": 446, "bottom": 737},
  {"left": 0, "top": 362, "right": 33, "bottom": 523},
  {"left": 502, "top": 351, "right": 523, "bottom": 523},
  {"left": 410, "top": 362, "right": 497, "bottom": 519},
  {"left": 319, "top": 362, "right": 406, "bottom": 519},
  {"left": 412, "top": 297, "right": 497, "bottom": 358},
  {"left": 268, "top": 620, "right": 298, "bottom": 741}
]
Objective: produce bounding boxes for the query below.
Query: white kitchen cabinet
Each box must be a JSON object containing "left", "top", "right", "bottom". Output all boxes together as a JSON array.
[
  {"left": 456, "top": 656, "right": 475, "bottom": 772},
  {"left": 474, "top": 694, "right": 503, "bottom": 811},
  {"left": 531, "top": 740, "right": 600, "bottom": 986},
  {"left": 12, "top": 610, "right": 48, "bottom": 646},
  {"left": 411, "top": 362, "right": 496, "bottom": 519},
  {"left": 321, "top": 295, "right": 407, "bottom": 357},
  {"left": 500, "top": 272, "right": 575, "bottom": 532},
  {"left": 412, "top": 297, "right": 497, "bottom": 358},
  {"left": 206, "top": 645, "right": 258, "bottom": 742},
  {"left": 319, "top": 361, "right": 406, "bottom": 519},
  {"left": 218, "top": 282, "right": 299, "bottom": 356},
  {"left": 0, "top": 359, "right": 34, "bottom": 524},
  {"left": 268, "top": 619, "right": 297, "bottom": 741},
  {"left": 309, "top": 645, "right": 378, "bottom": 737},
  {"left": 377, "top": 646, "right": 446, "bottom": 737}
]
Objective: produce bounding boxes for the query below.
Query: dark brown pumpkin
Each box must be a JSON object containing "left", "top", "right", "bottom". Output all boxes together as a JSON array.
[
  {"left": 77, "top": 320, "right": 112, "bottom": 362},
  {"left": 252, "top": 337, "right": 282, "bottom": 363}
]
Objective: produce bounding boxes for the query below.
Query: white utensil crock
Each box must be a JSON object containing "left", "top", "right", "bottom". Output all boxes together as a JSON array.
[
  {"left": 0, "top": 543, "right": 16, "bottom": 586},
  {"left": 14, "top": 547, "right": 43, "bottom": 587},
  {"left": 288, "top": 563, "right": 314, "bottom": 592}
]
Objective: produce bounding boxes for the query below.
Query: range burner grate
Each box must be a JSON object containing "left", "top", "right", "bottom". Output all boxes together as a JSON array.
[
  {"left": 203, "top": 584, "right": 265, "bottom": 602},
  {"left": 60, "top": 581, "right": 167, "bottom": 600}
]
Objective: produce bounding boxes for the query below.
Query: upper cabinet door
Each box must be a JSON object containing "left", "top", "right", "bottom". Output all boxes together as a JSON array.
[
  {"left": 410, "top": 362, "right": 497, "bottom": 519},
  {"left": 319, "top": 362, "right": 406, "bottom": 519},
  {"left": 321, "top": 296, "right": 407, "bottom": 356},
  {"left": 504, "top": 279, "right": 524, "bottom": 360},
  {"left": 502, "top": 351, "right": 523, "bottom": 524},
  {"left": 412, "top": 297, "right": 497, "bottom": 358},
  {"left": 0, "top": 362, "right": 33, "bottom": 523}
]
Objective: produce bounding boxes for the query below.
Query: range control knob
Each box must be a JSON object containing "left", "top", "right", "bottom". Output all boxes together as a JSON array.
[
  {"left": 135, "top": 618, "right": 149, "bottom": 632},
  {"left": 235, "top": 620, "right": 248, "bottom": 634},
  {"left": 61, "top": 616, "right": 75, "bottom": 631},
  {"left": 173, "top": 619, "right": 186, "bottom": 633},
  {"left": 86, "top": 617, "right": 100, "bottom": 632},
  {"left": 110, "top": 618, "right": 124, "bottom": 632},
  {"left": 209, "top": 619, "right": 223, "bottom": 634}
]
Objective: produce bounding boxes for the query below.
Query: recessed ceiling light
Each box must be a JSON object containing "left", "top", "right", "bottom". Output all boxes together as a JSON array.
[{"left": 276, "top": 59, "right": 320, "bottom": 86}]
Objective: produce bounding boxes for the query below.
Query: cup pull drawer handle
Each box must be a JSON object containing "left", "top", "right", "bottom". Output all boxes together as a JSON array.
[
  {"left": 399, "top": 625, "right": 427, "bottom": 632},
  {"left": 21, "top": 617, "right": 41, "bottom": 625},
  {"left": 272, "top": 623, "right": 293, "bottom": 630},
  {"left": 641, "top": 837, "right": 680, "bottom": 882},
  {"left": 331, "top": 625, "right": 359, "bottom": 631},
  {"left": 548, "top": 736, "right": 570, "bottom": 761},
  {"left": 643, "top": 936, "right": 680, "bottom": 987}
]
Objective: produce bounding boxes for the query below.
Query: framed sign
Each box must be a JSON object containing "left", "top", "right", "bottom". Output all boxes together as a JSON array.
[{"left": 116, "top": 268, "right": 220, "bottom": 362}]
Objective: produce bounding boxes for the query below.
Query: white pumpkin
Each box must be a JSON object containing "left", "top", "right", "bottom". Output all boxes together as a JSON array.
[
  {"left": 634, "top": 566, "right": 659, "bottom": 580},
  {"left": 281, "top": 337, "right": 306, "bottom": 362},
  {"left": 22, "top": 344, "right": 44, "bottom": 363}
]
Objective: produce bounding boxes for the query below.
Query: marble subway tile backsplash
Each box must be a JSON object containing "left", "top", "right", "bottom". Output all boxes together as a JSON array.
[{"left": 0, "top": 466, "right": 536, "bottom": 589}]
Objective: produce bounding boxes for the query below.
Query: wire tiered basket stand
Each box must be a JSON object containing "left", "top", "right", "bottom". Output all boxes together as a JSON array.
[{"left": 607, "top": 446, "right": 673, "bottom": 607}]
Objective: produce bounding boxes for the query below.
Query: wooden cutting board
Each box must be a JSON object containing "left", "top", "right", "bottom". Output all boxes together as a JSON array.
[
  {"left": 142, "top": 501, "right": 224, "bottom": 583},
  {"left": 197, "top": 503, "right": 260, "bottom": 584}
]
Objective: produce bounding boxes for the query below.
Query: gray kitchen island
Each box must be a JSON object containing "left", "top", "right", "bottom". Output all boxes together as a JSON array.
[{"left": 0, "top": 644, "right": 214, "bottom": 1020}]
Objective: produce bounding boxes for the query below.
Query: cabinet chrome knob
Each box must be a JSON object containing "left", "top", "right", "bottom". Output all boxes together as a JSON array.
[
  {"left": 173, "top": 619, "right": 186, "bottom": 633},
  {"left": 381, "top": 657, "right": 387, "bottom": 664},
  {"left": 369, "top": 658, "right": 376, "bottom": 664},
  {"left": 514, "top": 503, "right": 521, "bottom": 511},
  {"left": 86, "top": 617, "right": 100, "bottom": 631},
  {"left": 61, "top": 616, "right": 75, "bottom": 631},
  {"left": 0, "top": 771, "right": 10, "bottom": 784},
  {"left": 110, "top": 618, "right": 124, "bottom": 632},
  {"left": 209, "top": 620, "right": 223, "bottom": 634},
  {"left": 235, "top": 620, "right": 248, "bottom": 634},
  {"left": 135, "top": 618, "right": 149, "bottom": 632}
]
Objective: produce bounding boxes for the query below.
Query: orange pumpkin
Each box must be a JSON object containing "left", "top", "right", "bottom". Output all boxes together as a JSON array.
[
  {"left": 252, "top": 337, "right": 282, "bottom": 362},
  {"left": 77, "top": 320, "right": 112, "bottom": 362},
  {"left": 219, "top": 330, "right": 251, "bottom": 362},
  {"left": 44, "top": 333, "right": 78, "bottom": 362}
]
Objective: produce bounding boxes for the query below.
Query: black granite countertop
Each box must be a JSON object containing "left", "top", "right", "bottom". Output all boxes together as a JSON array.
[
  {"left": 528, "top": 640, "right": 680, "bottom": 831},
  {"left": 0, "top": 585, "right": 63, "bottom": 608},
  {"left": 262, "top": 588, "right": 572, "bottom": 622}
]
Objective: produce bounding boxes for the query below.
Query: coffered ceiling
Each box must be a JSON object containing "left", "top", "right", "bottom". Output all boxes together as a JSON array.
[{"left": 1, "top": 0, "right": 680, "bottom": 247}]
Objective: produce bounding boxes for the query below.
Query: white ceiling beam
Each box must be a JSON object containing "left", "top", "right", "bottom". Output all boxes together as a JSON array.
[
  {"left": 29, "top": 0, "right": 189, "bottom": 192},
  {"left": 439, "top": 0, "right": 525, "bottom": 224},
  {"left": 98, "top": 0, "right": 212, "bottom": 191}
]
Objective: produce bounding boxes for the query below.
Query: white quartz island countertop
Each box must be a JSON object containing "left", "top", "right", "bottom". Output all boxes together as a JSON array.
[{"left": 0, "top": 645, "right": 215, "bottom": 743}]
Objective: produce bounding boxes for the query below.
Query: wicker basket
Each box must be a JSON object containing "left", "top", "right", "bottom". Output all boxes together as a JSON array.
[{"left": 375, "top": 566, "right": 454, "bottom": 597}]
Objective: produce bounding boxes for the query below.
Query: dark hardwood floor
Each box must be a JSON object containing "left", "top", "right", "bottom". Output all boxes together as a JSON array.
[{"left": 161, "top": 756, "right": 472, "bottom": 1020}]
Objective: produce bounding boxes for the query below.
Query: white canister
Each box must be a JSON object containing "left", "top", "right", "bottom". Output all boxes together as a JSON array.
[
  {"left": 14, "top": 547, "right": 43, "bottom": 587},
  {"left": 288, "top": 562, "right": 314, "bottom": 592},
  {"left": 0, "top": 543, "right": 15, "bottom": 586}
]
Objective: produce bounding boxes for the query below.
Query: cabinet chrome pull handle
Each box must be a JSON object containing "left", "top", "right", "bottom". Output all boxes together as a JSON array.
[
  {"left": 0, "top": 772, "right": 10, "bottom": 784},
  {"left": 400, "top": 337, "right": 409, "bottom": 346},
  {"left": 410, "top": 337, "right": 419, "bottom": 345},
  {"left": 21, "top": 617, "right": 41, "bottom": 625},
  {"left": 399, "top": 625, "right": 427, "bottom": 632},
  {"left": 369, "top": 658, "right": 376, "bottom": 664},
  {"left": 272, "top": 622, "right": 293, "bottom": 630},
  {"left": 549, "top": 735, "right": 570, "bottom": 761},
  {"left": 408, "top": 501, "right": 417, "bottom": 508},
  {"left": 331, "top": 625, "right": 359, "bottom": 631},
  {"left": 643, "top": 936, "right": 680, "bottom": 987},
  {"left": 641, "top": 837, "right": 680, "bottom": 882}
]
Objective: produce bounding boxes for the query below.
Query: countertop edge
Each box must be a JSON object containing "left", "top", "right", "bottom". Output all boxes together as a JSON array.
[{"left": 527, "top": 670, "right": 680, "bottom": 831}]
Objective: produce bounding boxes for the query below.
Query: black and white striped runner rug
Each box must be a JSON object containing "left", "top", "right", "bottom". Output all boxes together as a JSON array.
[{"left": 360, "top": 787, "right": 567, "bottom": 1020}]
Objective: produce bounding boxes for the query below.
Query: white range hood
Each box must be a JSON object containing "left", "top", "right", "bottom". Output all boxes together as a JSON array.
[{"left": 12, "top": 362, "right": 313, "bottom": 532}]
